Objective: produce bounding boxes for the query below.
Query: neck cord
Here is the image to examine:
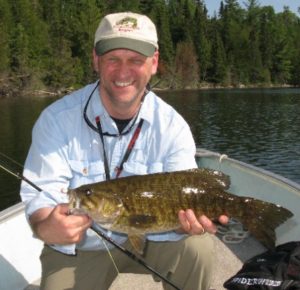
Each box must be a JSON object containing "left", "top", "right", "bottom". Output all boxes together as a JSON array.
[
  {"left": 96, "top": 117, "right": 144, "bottom": 180},
  {"left": 84, "top": 81, "right": 146, "bottom": 180}
]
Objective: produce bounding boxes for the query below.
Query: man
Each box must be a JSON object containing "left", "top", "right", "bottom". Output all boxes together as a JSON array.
[{"left": 21, "top": 12, "right": 227, "bottom": 290}]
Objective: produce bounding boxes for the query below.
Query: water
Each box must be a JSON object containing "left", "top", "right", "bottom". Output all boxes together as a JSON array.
[
  {"left": 0, "top": 97, "right": 55, "bottom": 210},
  {"left": 159, "top": 88, "right": 300, "bottom": 184},
  {"left": 0, "top": 88, "right": 299, "bottom": 211}
]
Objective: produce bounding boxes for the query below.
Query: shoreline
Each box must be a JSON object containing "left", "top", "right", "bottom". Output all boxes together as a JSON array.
[{"left": 0, "top": 80, "right": 298, "bottom": 99}]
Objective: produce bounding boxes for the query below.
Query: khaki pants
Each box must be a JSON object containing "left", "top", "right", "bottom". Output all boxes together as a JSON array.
[{"left": 40, "top": 234, "right": 214, "bottom": 290}]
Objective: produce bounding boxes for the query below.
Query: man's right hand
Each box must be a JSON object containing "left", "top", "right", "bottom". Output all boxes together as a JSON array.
[{"left": 29, "top": 204, "right": 92, "bottom": 245}]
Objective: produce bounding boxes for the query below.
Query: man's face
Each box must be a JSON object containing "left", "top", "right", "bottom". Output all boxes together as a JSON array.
[{"left": 93, "top": 48, "right": 159, "bottom": 118}]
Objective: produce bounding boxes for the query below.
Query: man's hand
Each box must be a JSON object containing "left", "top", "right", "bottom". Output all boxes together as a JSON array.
[
  {"left": 29, "top": 204, "right": 92, "bottom": 245},
  {"left": 178, "top": 209, "right": 229, "bottom": 235}
]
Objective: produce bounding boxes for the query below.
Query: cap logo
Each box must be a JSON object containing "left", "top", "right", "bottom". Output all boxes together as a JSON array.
[{"left": 115, "top": 17, "right": 138, "bottom": 32}]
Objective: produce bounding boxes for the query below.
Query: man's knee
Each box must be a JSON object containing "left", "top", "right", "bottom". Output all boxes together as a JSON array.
[
  {"left": 184, "top": 234, "right": 214, "bottom": 257},
  {"left": 182, "top": 234, "right": 215, "bottom": 263}
]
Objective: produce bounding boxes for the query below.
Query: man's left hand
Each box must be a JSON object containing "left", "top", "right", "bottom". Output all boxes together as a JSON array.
[{"left": 178, "top": 209, "right": 229, "bottom": 235}]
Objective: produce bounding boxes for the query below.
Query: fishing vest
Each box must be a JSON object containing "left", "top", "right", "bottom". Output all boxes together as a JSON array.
[{"left": 224, "top": 241, "right": 300, "bottom": 290}]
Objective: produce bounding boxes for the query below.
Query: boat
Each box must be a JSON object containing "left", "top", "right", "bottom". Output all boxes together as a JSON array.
[{"left": 1, "top": 148, "right": 299, "bottom": 290}]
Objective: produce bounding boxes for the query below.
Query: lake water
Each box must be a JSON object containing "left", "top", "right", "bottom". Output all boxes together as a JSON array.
[{"left": 0, "top": 87, "right": 299, "bottom": 211}]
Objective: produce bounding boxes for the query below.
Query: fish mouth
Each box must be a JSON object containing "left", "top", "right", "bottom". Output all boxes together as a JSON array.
[
  {"left": 68, "top": 190, "right": 86, "bottom": 216},
  {"left": 68, "top": 189, "right": 80, "bottom": 208}
]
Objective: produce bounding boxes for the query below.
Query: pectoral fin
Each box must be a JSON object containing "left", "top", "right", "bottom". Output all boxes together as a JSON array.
[{"left": 128, "top": 234, "right": 147, "bottom": 255}]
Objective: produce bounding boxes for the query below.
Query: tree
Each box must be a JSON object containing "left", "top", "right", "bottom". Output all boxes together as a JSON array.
[
  {"left": 258, "top": 6, "right": 276, "bottom": 78},
  {"left": 193, "top": 1, "right": 211, "bottom": 81},
  {"left": 146, "top": 0, "right": 174, "bottom": 88},
  {"left": 7, "top": 0, "right": 50, "bottom": 93},
  {"left": 245, "top": 0, "right": 264, "bottom": 83},
  {"left": 219, "top": 0, "right": 247, "bottom": 85},
  {"left": 174, "top": 41, "right": 199, "bottom": 88},
  {"left": 270, "top": 9, "right": 296, "bottom": 84},
  {"left": 168, "top": 0, "right": 194, "bottom": 44},
  {"left": 106, "top": 0, "right": 140, "bottom": 13},
  {"left": 64, "top": 0, "right": 102, "bottom": 83},
  {"left": 0, "top": 0, "right": 12, "bottom": 73},
  {"left": 208, "top": 18, "right": 227, "bottom": 84}
]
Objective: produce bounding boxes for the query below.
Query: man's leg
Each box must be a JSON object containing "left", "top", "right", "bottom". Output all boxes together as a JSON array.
[
  {"left": 40, "top": 234, "right": 214, "bottom": 290},
  {"left": 39, "top": 245, "right": 119, "bottom": 290},
  {"left": 143, "top": 234, "right": 215, "bottom": 290}
]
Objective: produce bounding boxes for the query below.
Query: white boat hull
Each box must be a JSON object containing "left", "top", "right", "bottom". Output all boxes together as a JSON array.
[{"left": 0, "top": 203, "right": 42, "bottom": 290}]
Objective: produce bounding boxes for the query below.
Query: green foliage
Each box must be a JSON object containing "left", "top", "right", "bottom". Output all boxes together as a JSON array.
[
  {"left": 0, "top": 0, "right": 12, "bottom": 73},
  {"left": 1, "top": 0, "right": 300, "bottom": 95}
]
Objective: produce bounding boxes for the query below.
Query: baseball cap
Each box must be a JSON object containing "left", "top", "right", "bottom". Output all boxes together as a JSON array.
[{"left": 94, "top": 12, "right": 158, "bottom": 57}]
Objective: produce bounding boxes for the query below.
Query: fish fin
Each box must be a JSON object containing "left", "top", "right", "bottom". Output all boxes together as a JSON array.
[
  {"left": 238, "top": 197, "right": 293, "bottom": 249},
  {"left": 128, "top": 234, "right": 147, "bottom": 255},
  {"left": 245, "top": 219, "right": 277, "bottom": 249}
]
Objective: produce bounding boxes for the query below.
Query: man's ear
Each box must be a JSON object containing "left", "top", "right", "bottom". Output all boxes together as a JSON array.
[
  {"left": 92, "top": 49, "right": 99, "bottom": 73},
  {"left": 151, "top": 51, "right": 159, "bottom": 75}
]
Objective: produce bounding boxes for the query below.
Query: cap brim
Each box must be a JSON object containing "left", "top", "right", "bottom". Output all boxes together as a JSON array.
[{"left": 95, "top": 37, "right": 156, "bottom": 57}]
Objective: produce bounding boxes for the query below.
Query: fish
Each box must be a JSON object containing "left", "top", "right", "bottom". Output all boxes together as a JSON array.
[{"left": 68, "top": 168, "right": 293, "bottom": 254}]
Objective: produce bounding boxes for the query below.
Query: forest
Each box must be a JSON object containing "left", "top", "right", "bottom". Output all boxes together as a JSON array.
[{"left": 1, "top": 0, "right": 300, "bottom": 97}]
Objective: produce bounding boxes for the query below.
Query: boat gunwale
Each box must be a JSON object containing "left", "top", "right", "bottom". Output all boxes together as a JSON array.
[
  {"left": 196, "top": 148, "right": 300, "bottom": 193},
  {"left": 0, "top": 202, "right": 25, "bottom": 223}
]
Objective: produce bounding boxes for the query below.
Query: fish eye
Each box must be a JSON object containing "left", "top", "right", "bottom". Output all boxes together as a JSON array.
[{"left": 85, "top": 189, "right": 92, "bottom": 196}]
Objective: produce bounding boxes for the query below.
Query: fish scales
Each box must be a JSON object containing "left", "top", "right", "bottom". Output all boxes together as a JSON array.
[
  {"left": 69, "top": 168, "right": 293, "bottom": 252},
  {"left": 81, "top": 169, "right": 230, "bottom": 231}
]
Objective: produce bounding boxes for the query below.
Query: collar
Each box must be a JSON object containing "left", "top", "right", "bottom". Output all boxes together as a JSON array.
[{"left": 86, "top": 82, "right": 154, "bottom": 127}]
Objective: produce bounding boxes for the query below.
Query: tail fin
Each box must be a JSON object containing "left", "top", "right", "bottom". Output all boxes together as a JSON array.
[{"left": 239, "top": 197, "right": 293, "bottom": 249}]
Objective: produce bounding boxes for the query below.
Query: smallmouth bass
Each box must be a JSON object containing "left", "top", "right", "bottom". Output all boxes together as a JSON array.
[{"left": 68, "top": 168, "right": 293, "bottom": 253}]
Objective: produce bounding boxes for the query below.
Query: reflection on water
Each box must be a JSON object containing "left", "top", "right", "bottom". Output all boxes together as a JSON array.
[
  {"left": 160, "top": 88, "right": 300, "bottom": 185},
  {"left": 0, "top": 97, "right": 56, "bottom": 210},
  {"left": 0, "top": 88, "right": 299, "bottom": 210}
]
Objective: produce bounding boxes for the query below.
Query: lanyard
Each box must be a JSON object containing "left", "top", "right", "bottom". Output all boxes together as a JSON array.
[
  {"left": 83, "top": 81, "right": 146, "bottom": 179},
  {"left": 95, "top": 116, "right": 144, "bottom": 180}
]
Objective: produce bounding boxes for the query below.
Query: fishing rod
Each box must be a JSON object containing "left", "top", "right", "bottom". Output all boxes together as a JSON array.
[{"left": 0, "top": 153, "right": 181, "bottom": 290}]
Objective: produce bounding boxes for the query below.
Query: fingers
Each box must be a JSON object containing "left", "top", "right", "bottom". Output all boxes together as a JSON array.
[
  {"left": 31, "top": 204, "right": 92, "bottom": 245},
  {"left": 178, "top": 209, "right": 229, "bottom": 235},
  {"left": 62, "top": 208, "right": 92, "bottom": 243},
  {"left": 198, "top": 215, "right": 217, "bottom": 234},
  {"left": 178, "top": 209, "right": 207, "bottom": 235},
  {"left": 218, "top": 214, "right": 229, "bottom": 225}
]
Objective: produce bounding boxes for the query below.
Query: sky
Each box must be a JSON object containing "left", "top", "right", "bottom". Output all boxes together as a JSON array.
[{"left": 205, "top": 0, "right": 300, "bottom": 16}]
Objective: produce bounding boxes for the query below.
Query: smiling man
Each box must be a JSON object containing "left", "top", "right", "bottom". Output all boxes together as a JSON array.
[{"left": 20, "top": 12, "right": 227, "bottom": 290}]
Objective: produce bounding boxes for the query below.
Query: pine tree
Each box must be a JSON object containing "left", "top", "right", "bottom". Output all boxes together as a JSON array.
[
  {"left": 219, "top": 0, "right": 247, "bottom": 85},
  {"left": 259, "top": 6, "right": 276, "bottom": 81},
  {"left": 245, "top": 0, "right": 264, "bottom": 83},
  {"left": 271, "top": 9, "right": 295, "bottom": 84},
  {"left": 106, "top": 0, "right": 140, "bottom": 13},
  {"left": 208, "top": 18, "right": 227, "bottom": 84},
  {"left": 193, "top": 0, "right": 211, "bottom": 81},
  {"left": 149, "top": 0, "right": 174, "bottom": 65}
]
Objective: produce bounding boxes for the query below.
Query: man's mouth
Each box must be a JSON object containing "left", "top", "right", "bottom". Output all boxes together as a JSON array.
[{"left": 114, "top": 81, "right": 133, "bottom": 87}]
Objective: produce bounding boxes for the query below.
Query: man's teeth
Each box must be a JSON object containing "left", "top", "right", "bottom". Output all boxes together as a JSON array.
[{"left": 115, "top": 81, "right": 132, "bottom": 87}]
